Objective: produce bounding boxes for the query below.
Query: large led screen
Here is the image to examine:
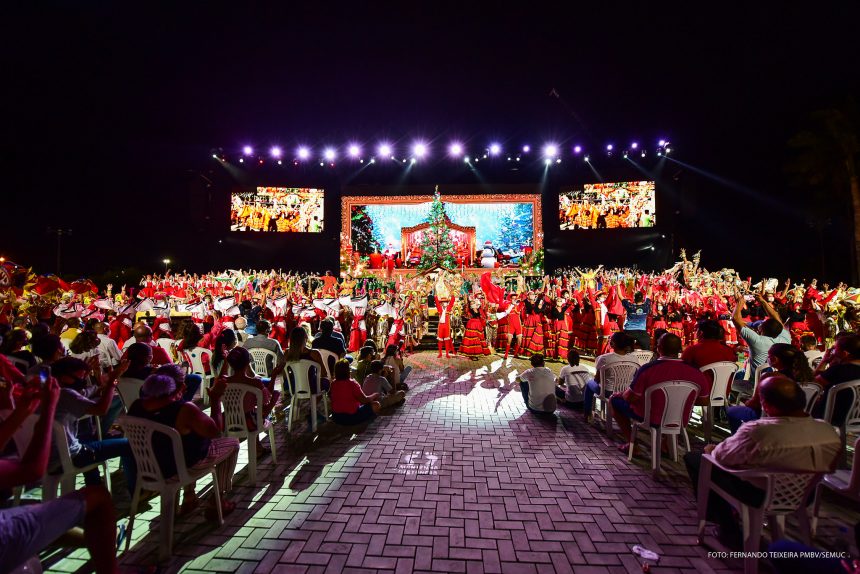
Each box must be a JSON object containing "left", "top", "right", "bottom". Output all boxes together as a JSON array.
[
  {"left": 342, "top": 194, "right": 541, "bottom": 269},
  {"left": 231, "top": 187, "right": 324, "bottom": 232},
  {"left": 559, "top": 181, "right": 655, "bottom": 230}
]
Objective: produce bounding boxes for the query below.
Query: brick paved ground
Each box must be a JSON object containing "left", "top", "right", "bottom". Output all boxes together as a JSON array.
[{"left": 38, "top": 351, "right": 860, "bottom": 573}]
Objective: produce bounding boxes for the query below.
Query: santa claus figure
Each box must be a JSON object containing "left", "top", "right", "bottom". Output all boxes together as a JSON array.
[
  {"left": 435, "top": 278, "right": 456, "bottom": 358},
  {"left": 480, "top": 240, "right": 497, "bottom": 269},
  {"left": 383, "top": 242, "right": 398, "bottom": 280}
]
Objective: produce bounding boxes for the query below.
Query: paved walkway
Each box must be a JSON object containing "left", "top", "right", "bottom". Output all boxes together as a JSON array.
[{"left": 42, "top": 352, "right": 855, "bottom": 573}]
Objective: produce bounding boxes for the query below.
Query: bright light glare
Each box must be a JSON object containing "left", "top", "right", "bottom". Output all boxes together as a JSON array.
[
  {"left": 412, "top": 142, "right": 428, "bottom": 157},
  {"left": 324, "top": 148, "right": 337, "bottom": 161},
  {"left": 378, "top": 143, "right": 392, "bottom": 157},
  {"left": 543, "top": 144, "right": 558, "bottom": 158},
  {"left": 573, "top": 145, "right": 582, "bottom": 154},
  {"left": 606, "top": 144, "right": 613, "bottom": 151},
  {"left": 270, "top": 146, "right": 282, "bottom": 158},
  {"left": 347, "top": 144, "right": 361, "bottom": 157},
  {"left": 631, "top": 142, "right": 638, "bottom": 149},
  {"left": 522, "top": 145, "right": 530, "bottom": 153},
  {"left": 449, "top": 142, "right": 463, "bottom": 156},
  {"left": 489, "top": 143, "right": 501, "bottom": 155},
  {"left": 297, "top": 147, "right": 310, "bottom": 160},
  {"left": 242, "top": 145, "right": 253, "bottom": 155}
]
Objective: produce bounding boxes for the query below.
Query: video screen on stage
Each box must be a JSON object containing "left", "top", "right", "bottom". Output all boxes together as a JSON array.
[
  {"left": 559, "top": 181, "right": 655, "bottom": 230},
  {"left": 343, "top": 193, "right": 541, "bottom": 269},
  {"left": 230, "top": 187, "right": 324, "bottom": 232}
]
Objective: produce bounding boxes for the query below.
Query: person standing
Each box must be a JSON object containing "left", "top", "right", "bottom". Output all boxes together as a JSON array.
[{"left": 621, "top": 286, "right": 653, "bottom": 351}]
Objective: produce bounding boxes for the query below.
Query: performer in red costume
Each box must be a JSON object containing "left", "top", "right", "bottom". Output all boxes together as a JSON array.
[
  {"left": 436, "top": 296, "right": 456, "bottom": 358},
  {"left": 496, "top": 294, "right": 523, "bottom": 359}
]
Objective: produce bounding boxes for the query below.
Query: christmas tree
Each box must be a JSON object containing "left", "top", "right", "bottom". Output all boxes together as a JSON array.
[
  {"left": 418, "top": 187, "right": 457, "bottom": 270},
  {"left": 350, "top": 205, "right": 380, "bottom": 255},
  {"left": 495, "top": 203, "right": 533, "bottom": 255}
]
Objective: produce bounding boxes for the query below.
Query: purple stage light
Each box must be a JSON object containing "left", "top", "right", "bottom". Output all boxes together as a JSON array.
[
  {"left": 573, "top": 145, "right": 582, "bottom": 154},
  {"left": 522, "top": 145, "right": 531, "bottom": 153},
  {"left": 378, "top": 143, "right": 392, "bottom": 157},
  {"left": 606, "top": 144, "right": 613, "bottom": 151},
  {"left": 659, "top": 139, "right": 666, "bottom": 147},
  {"left": 543, "top": 144, "right": 558, "bottom": 158},
  {"left": 489, "top": 143, "right": 501, "bottom": 155},
  {"left": 297, "top": 147, "right": 310, "bottom": 160},
  {"left": 324, "top": 148, "right": 337, "bottom": 161},
  {"left": 631, "top": 142, "right": 638, "bottom": 149},
  {"left": 347, "top": 144, "right": 361, "bottom": 157},
  {"left": 242, "top": 145, "right": 253, "bottom": 156},
  {"left": 449, "top": 142, "right": 463, "bottom": 156},
  {"left": 270, "top": 146, "right": 283, "bottom": 158},
  {"left": 412, "top": 142, "right": 428, "bottom": 158}
]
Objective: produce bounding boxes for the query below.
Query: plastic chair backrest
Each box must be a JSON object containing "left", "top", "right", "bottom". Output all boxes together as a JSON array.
[
  {"left": 155, "top": 339, "right": 176, "bottom": 361},
  {"left": 184, "top": 347, "right": 212, "bottom": 376},
  {"left": 849, "top": 436, "right": 860, "bottom": 493},
  {"left": 0, "top": 409, "right": 38, "bottom": 458},
  {"left": 118, "top": 415, "right": 191, "bottom": 485},
  {"left": 221, "top": 384, "right": 264, "bottom": 436},
  {"left": 286, "top": 360, "right": 320, "bottom": 398},
  {"left": 641, "top": 380, "right": 700, "bottom": 429},
  {"left": 599, "top": 360, "right": 640, "bottom": 393},
  {"left": 247, "top": 348, "right": 276, "bottom": 377},
  {"left": 799, "top": 383, "right": 822, "bottom": 415},
  {"left": 316, "top": 349, "right": 338, "bottom": 380},
  {"left": 52, "top": 420, "right": 78, "bottom": 473},
  {"left": 823, "top": 379, "right": 860, "bottom": 432},
  {"left": 4, "top": 355, "right": 28, "bottom": 374},
  {"left": 753, "top": 363, "right": 771, "bottom": 384},
  {"left": 699, "top": 361, "right": 739, "bottom": 406},
  {"left": 117, "top": 377, "right": 146, "bottom": 410},
  {"left": 630, "top": 350, "right": 655, "bottom": 366}
]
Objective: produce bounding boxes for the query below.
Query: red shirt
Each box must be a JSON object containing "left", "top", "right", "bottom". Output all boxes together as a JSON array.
[
  {"left": 0, "top": 355, "right": 25, "bottom": 386},
  {"left": 330, "top": 378, "right": 368, "bottom": 415},
  {"left": 628, "top": 358, "right": 709, "bottom": 424},
  {"left": 681, "top": 339, "right": 737, "bottom": 369}
]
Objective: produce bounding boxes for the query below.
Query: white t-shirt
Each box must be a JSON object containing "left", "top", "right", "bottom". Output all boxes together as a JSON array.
[
  {"left": 520, "top": 367, "right": 558, "bottom": 412},
  {"left": 558, "top": 365, "right": 591, "bottom": 402},
  {"left": 804, "top": 349, "right": 824, "bottom": 369}
]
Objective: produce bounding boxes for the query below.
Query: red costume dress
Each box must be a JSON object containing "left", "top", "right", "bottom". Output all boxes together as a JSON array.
[
  {"left": 548, "top": 304, "right": 571, "bottom": 360},
  {"left": 521, "top": 298, "right": 545, "bottom": 357},
  {"left": 460, "top": 307, "right": 490, "bottom": 357}
]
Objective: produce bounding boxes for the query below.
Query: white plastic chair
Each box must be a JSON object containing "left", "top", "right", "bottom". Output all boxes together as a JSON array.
[
  {"left": 0, "top": 410, "right": 38, "bottom": 505},
  {"left": 221, "top": 384, "right": 277, "bottom": 483},
  {"left": 699, "top": 361, "right": 739, "bottom": 443},
  {"left": 286, "top": 360, "right": 328, "bottom": 433},
  {"left": 155, "top": 338, "right": 177, "bottom": 362},
  {"left": 118, "top": 415, "right": 225, "bottom": 560},
  {"left": 822, "top": 378, "right": 860, "bottom": 467},
  {"left": 627, "top": 380, "right": 699, "bottom": 473},
  {"left": 812, "top": 436, "right": 860, "bottom": 535},
  {"left": 696, "top": 453, "right": 822, "bottom": 574},
  {"left": 247, "top": 348, "right": 277, "bottom": 377},
  {"left": 316, "top": 349, "right": 339, "bottom": 381},
  {"left": 183, "top": 347, "right": 213, "bottom": 405},
  {"left": 44, "top": 420, "right": 111, "bottom": 500},
  {"left": 116, "top": 377, "right": 146, "bottom": 411},
  {"left": 799, "top": 383, "right": 822, "bottom": 415},
  {"left": 629, "top": 350, "right": 655, "bottom": 366},
  {"left": 594, "top": 360, "right": 640, "bottom": 436}
]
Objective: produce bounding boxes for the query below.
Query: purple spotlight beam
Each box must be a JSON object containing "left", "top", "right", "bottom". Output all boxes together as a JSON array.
[
  {"left": 270, "top": 146, "right": 282, "bottom": 158},
  {"left": 242, "top": 145, "right": 253, "bottom": 156}
]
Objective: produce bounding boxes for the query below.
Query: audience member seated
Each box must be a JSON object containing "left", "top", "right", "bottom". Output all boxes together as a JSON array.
[
  {"left": 353, "top": 346, "right": 374, "bottom": 384},
  {"left": 361, "top": 360, "right": 406, "bottom": 408},
  {"left": 312, "top": 319, "right": 347, "bottom": 357},
  {"left": 681, "top": 320, "right": 737, "bottom": 368},
  {"left": 0, "top": 374, "right": 119, "bottom": 574},
  {"left": 684, "top": 376, "right": 840, "bottom": 548},
  {"left": 583, "top": 332, "right": 635, "bottom": 420},
  {"left": 285, "top": 327, "right": 329, "bottom": 394},
  {"left": 1, "top": 328, "right": 36, "bottom": 369},
  {"left": 233, "top": 317, "right": 249, "bottom": 345},
  {"left": 732, "top": 292, "right": 789, "bottom": 390},
  {"left": 382, "top": 343, "right": 411, "bottom": 389},
  {"left": 801, "top": 334, "right": 824, "bottom": 369},
  {"left": 51, "top": 356, "right": 137, "bottom": 495},
  {"left": 31, "top": 333, "right": 67, "bottom": 365},
  {"left": 518, "top": 353, "right": 558, "bottom": 415},
  {"left": 727, "top": 343, "right": 813, "bottom": 433},
  {"left": 243, "top": 320, "right": 285, "bottom": 376},
  {"left": 811, "top": 333, "right": 860, "bottom": 425},
  {"left": 330, "top": 359, "right": 381, "bottom": 425},
  {"left": 610, "top": 333, "right": 707, "bottom": 451},
  {"left": 556, "top": 349, "right": 590, "bottom": 404},
  {"left": 59, "top": 318, "right": 83, "bottom": 348},
  {"left": 69, "top": 330, "right": 100, "bottom": 361},
  {"left": 212, "top": 328, "right": 239, "bottom": 377},
  {"left": 128, "top": 373, "right": 239, "bottom": 519},
  {"left": 93, "top": 322, "right": 122, "bottom": 369},
  {"left": 125, "top": 324, "right": 172, "bottom": 366}
]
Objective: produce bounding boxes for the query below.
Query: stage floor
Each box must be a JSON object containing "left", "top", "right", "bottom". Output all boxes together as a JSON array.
[{"left": 38, "top": 352, "right": 855, "bottom": 573}]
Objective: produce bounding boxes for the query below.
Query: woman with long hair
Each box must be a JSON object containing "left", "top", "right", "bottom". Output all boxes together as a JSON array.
[{"left": 460, "top": 298, "right": 491, "bottom": 360}]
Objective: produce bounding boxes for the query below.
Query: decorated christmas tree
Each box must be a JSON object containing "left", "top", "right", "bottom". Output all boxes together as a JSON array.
[
  {"left": 418, "top": 187, "right": 457, "bottom": 270},
  {"left": 350, "top": 205, "right": 379, "bottom": 255},
  {"left": 495, "top": 203, "right": 533, "bottom": 254}
]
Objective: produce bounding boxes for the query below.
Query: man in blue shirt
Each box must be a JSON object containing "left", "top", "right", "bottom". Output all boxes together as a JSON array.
[{"left": 621, "top": 286, "right": 652, "bottom": 351}]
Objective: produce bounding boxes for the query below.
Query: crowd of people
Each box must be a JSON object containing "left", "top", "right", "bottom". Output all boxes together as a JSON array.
[{"left": 3, "top": 249, "right": 860, "bottom": 570}]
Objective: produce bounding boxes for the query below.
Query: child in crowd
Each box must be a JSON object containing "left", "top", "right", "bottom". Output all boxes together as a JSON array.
[
  {"left": 330, "top": 359, "right": 382, "bottom": 425},
  {"left": 555, "top": 349, "right": 591, "bottom": 405},
  {"left": 361, "top": 360, "right": 406, "bottom": 408}
]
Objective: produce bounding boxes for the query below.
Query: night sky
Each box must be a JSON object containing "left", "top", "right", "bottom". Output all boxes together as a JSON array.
[{"left": 4, "top": 3, "right": 858, "bottom": 283}]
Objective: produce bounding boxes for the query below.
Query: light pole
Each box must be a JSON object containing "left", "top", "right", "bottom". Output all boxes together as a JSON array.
[
  {"left": 46, "top": 228, "right": 72, "bottom": 276},
  {"left": 162, "top": 258, "right": 171, "bottom": 274}
]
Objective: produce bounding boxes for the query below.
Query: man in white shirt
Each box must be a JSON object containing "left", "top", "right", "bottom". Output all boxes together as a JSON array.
[
  {"left": 556, "top": 349, "right": 591, "bottom": 404},
  {"left": 684, "top": 375, "right": 840, "bottom": 547},
  {"left": 800, "top": 334, "right": 824, "bottom": 368},
  {"left": 518, "top": 353, "right": 557, "bottom": 414},
  {"left": 93, "top": 322, "right": 122, "bottom": 369}
]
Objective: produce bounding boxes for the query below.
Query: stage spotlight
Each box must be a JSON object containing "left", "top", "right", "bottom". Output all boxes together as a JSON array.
[
  {"left": 522, "top": 145, "right": 530, "bottom": 153},
  {"left": 410, "top": 158, "right": 416, "bottom": 164},
  {"left": 412, "top": 142, "right": 428, "bottom": 158},
  {"left": 543, "top": 144, "right": 558, "bottom": 158},
  {"left": 650, "top": 246, "right": 655, "bottom": 251},
  {"left": 665, "top": 147, "right": 672, "bottom": 154},
  {"left": 324, "top": 148, "right": 337, "bottom": 161},
  {"left": 319, "top": 162, "right": 324, "bottom": 166},
  {"left": 239, "top": 158, "right": 244, "bottom": 163},
  {"left": 489, "top": 143, "right": 501, "bottom": 155},
  {"left": 641, "top": 151, "right": 646, "bottom": 157},
  {"left": 277, "top": 159, "right": 282, "bottom": 165},
  {"left": 657, "top": 150, "right": 663, "bottom": 156},
  {"left": 659, "top": 139, "right": 666, "bottom": 147},
  {"left": 242, "top": 145, "right": 253, "bottom": 156},
  {"left": 606, "top": 144, "right": 613, "bottom": 151},
  {"left": 623, "top": 151, "right": 628, "bottom": 158},
  {"left": 544, "top": 158, "right": 552, "bottom": 165},
  {"left": 369, "top": 158, "right": 376, "bottom": 164},
  {"left": 270, "top": 146, "right": 283, "bottom": 158},
  {"left": 631, "top": 142, "right": 638, "bottom": 149},
  {"left": 556, "top": 158, "right": 561, "bottom": 164},
  {"left": 464, "top": 156, "right": 470, "bottom": 163},
  {"left": 449, "top": 142, "right": 463, "bottom": 157},
  {"left": 378, "top": 143, "right": 392, "bottom": 157},
  {"left": 297, "top": 147, "right": 310, "bottom": 160},
  {"left": 573, "top": 145, "right": 582, "bottom": 154},
  {"left": 211, "top": 154, "right": 218, "bottom": 159},
  {"left": 584, "top": 155, "right": 590, "bottom": 162},
  {"left": 347, "top": 144, "right": 361, "bottom": 158}
]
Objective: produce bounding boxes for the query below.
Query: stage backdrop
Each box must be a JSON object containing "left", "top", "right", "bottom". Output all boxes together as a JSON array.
[{"left": 342, "top": 192, "right": 542, "bottom": 270}]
